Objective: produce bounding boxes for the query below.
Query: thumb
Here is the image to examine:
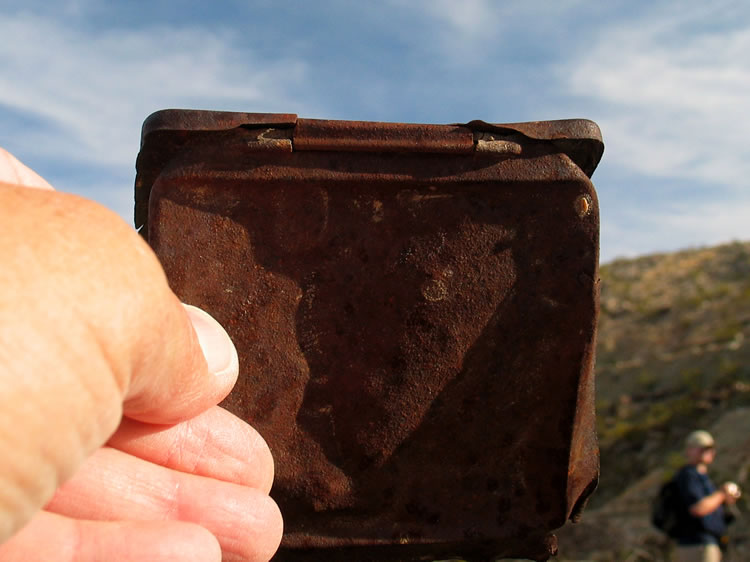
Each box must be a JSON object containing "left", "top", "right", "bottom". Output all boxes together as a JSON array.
[
  {"left": 183, "top": 304, "right": 239, "bottom": 381},
  {"left": 122, "top": 302, "right": 239, "bottom": 424}
]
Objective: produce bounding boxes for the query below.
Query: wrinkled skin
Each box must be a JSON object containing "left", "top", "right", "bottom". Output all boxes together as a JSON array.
[{"left": 0, "top": 148, "right": 283, "bottom": 561}]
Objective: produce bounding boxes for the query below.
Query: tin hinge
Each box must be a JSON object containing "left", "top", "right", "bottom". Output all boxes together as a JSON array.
[
  {"left": 245, "top": 127, "right": 294, "bottom": 152},
  {"left": 292, "top": 118, "right": 476, "bottom": 154},
  {"left": 473, "top": 131, "right": 523, "bottom": 155},
  {"left": 246, "top": 122, "right": 524, "bottom": 156}
]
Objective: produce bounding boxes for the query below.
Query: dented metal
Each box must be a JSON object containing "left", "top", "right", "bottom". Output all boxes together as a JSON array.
[{"left": 135, "top": 110, "right": 603, "bottom": 561}]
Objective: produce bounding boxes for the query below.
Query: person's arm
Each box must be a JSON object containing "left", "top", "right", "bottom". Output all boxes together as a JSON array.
[
  {"left": 0, "top": 150, "right": 282, "bottom": 561},
  {"left": 689, "top": 481, "right": 741, "bottom": 518},
  {"left": 689, "top": 490, "right": 728, "bottom": 517}
]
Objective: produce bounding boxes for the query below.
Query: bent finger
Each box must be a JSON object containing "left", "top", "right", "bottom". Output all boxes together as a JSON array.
[
  {"left": 46, "top": 447, "right": 283, "bottom": 562},
  {"left": 109, "top": 406, "right": 273, "bottom": 493},
  {"left": 0, "top": 510, "right": 221, "bottom": 562}
]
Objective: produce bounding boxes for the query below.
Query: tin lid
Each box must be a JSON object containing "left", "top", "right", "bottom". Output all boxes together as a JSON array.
[
  {"left": 140, "top": 109, "right": 603, "bottom": 176},
  {"left": 136, "top": 110, "right": 603, "bottom": 235}
]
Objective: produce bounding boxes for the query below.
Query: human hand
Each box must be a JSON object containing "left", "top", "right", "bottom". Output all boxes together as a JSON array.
[
  {"left": 723, "top": 482, "right": 741, "bottom": 504},
  {"left": 0, "top": 149, "right": 282, "bottom": 561}
]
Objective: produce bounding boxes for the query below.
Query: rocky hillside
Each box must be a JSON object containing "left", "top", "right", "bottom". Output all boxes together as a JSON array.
[{"left": 555, "top": 241, "right": 750, "bottom": 561}]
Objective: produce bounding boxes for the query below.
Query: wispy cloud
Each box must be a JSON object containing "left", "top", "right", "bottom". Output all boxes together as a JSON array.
[
  {"left": 564, "top": 4, "right": 750, "bottom": 191},
  {"left": 555, "top": 1, "right": 750, "bottom": 260},
  {"left": 413, "top": 0, "right": 500, "bottom": 37},
  {"left": 384, "top": 0, "right": 589, "bottom": 67},
  {"left": 0, "top": 13, "right": 309, "bottom": 171},
  {"left": 2, "top": 2, "right": 748, "bottom": 261}
]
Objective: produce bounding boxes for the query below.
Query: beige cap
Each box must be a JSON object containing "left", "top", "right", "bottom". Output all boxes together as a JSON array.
[{"left": 685, "top": 430, "right": 715, "bottom": 449}]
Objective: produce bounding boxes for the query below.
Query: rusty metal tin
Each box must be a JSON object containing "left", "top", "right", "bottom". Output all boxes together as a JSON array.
[{"left": 135, "top": 110, "right": 603, "bottom": 562}]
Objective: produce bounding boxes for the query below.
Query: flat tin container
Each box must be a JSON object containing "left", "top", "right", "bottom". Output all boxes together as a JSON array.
[{"left": 135, "top": 110, "right": 604, "bottom": 561}]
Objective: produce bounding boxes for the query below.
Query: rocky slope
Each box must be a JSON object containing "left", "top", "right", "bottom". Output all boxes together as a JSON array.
[{"left": 555, "top": 240, "right": 750, "bottom": 561}]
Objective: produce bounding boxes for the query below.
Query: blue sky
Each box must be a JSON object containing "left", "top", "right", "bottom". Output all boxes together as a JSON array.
[{"left": 1, "top": 0, "right": 748, "bottom": 263}]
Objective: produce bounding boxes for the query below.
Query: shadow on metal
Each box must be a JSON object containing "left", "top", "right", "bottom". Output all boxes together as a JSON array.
[{"left": 136, "top": 111, "right": 604, "bottom": 561}]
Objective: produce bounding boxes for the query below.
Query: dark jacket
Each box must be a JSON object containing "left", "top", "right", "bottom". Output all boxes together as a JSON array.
[{"left": 674, "top": 464, "right": 727, "bottom": 546}]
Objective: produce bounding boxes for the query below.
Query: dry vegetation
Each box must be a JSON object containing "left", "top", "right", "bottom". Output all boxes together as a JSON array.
[{"left": 554, "top": 240, "right": 750, "bottom": 561}]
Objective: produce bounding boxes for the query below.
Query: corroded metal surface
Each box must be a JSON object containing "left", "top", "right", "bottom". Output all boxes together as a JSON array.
[
  {"left": 136, "top": 111, "right": 603, "bottom": 562},
  {"left": 140, "top": 108, "right": 298, "bottom": 140}
]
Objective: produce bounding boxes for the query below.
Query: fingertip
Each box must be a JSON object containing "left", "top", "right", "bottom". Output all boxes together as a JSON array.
[
  {"left": 155, "top": 522, "right": 223, "bottom": 562},
  {"left": 244, "top": 494, "right": 284, "bottom": 562},
  {"left": 267, "top": 496, "right": 285, "bottom": 558},
  {"left": 183, "top": 304, "right": 239, "bottom": 388},
  {"left": 253, "top": 431, "right": 276, "bottom": 495},
  {"left": 0, "top": 147, "right": 54, "bottom": 190}
]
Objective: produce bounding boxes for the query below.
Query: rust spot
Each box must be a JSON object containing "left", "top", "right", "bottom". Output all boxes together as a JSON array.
[
  {"left": 372, "top": 200, "right": 384, "bottom": 223},
  {"left": 575, "top": 194, "right": 592, "bottom": 218},
  {"left": 421, "top": 278, "right": 448, "bottom": 302}
]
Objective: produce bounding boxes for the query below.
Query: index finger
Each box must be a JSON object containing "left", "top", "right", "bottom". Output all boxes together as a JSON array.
[{"left": 108, "top": 406, "right": 274, "bottom": 493}]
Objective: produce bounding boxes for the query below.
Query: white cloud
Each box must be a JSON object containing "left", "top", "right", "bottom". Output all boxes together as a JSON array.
[
  {"left": 0, "top": 12, "right": 311, "bottom": 222},
  {"left": 416, "top": 0, "right": 499, "bottom": 37},
  {"left": 564, "top": 7, "right": 750, "bottom": 191},
  {"left": 0, "top": 13, "right": 309, "bottom": 169},
  {"left": 560, "top": 2, "right": 750, "bottom": 260},
  {"left": 383, "top": 0, "right": 589, "bottom": 68},
  {"left": 393, "top": 0, "right": 587, "bottom": 38},
  {"left": 2, "top": 2, "right": 748, "bottom": 262}
]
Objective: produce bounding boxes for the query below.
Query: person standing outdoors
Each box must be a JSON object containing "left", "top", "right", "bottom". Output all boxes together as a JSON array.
[{"left": 673, "top": 430, "right": 741, "bottom": 562}]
